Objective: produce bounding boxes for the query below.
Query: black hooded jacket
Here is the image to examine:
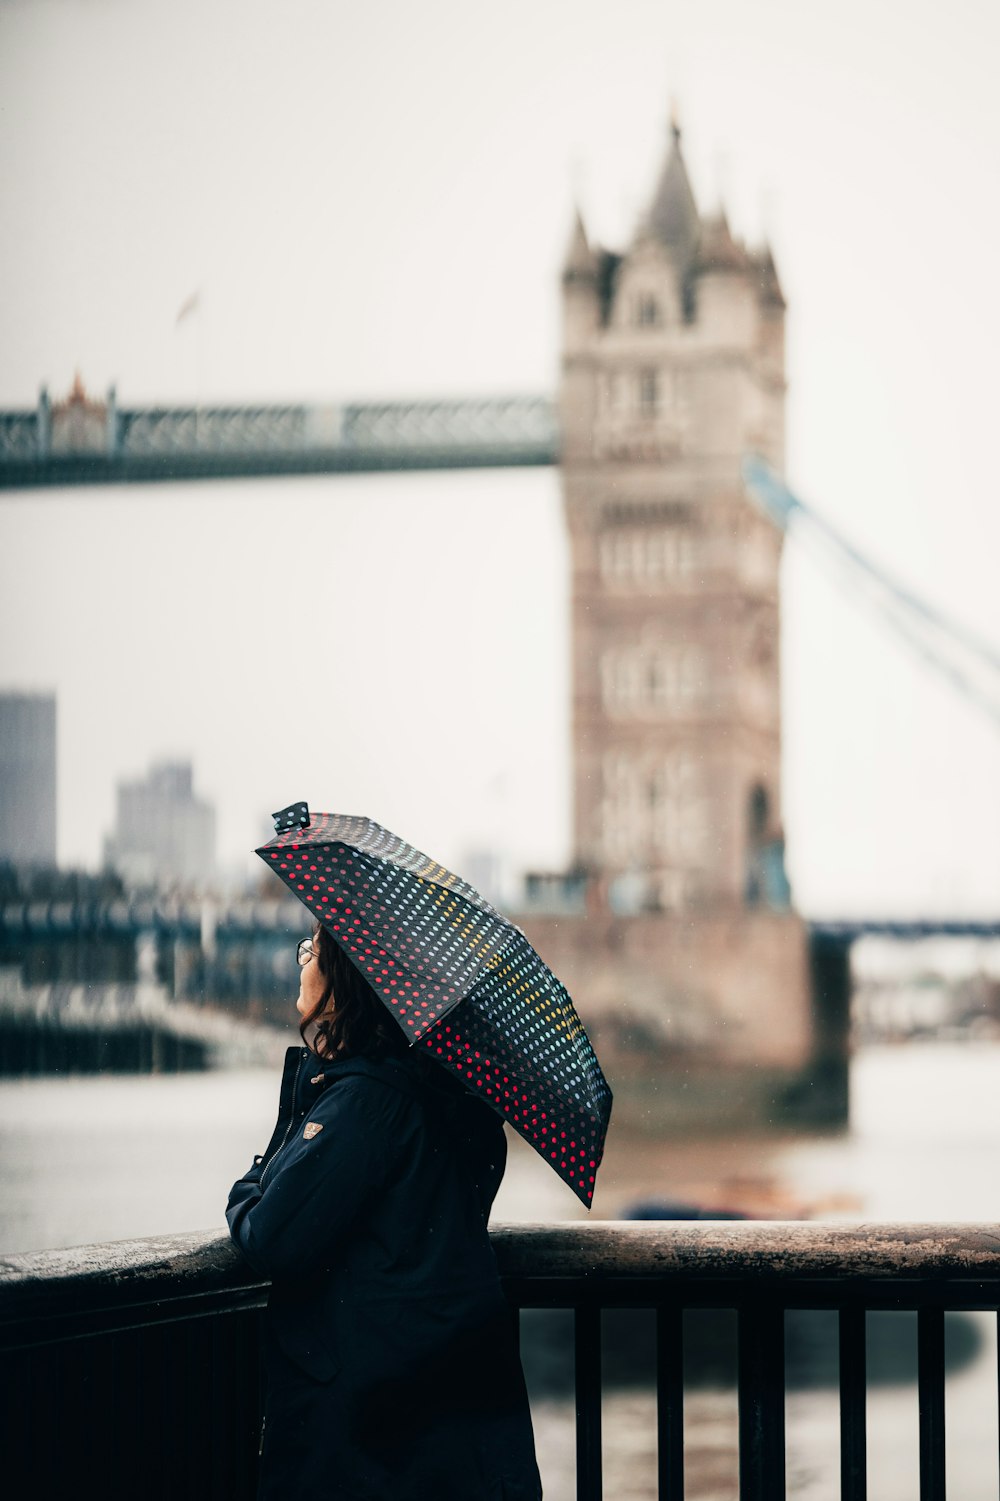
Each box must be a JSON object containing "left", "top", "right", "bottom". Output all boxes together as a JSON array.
[{"left": 226, "top": 1045, "right": 542, "bottom": 1501}]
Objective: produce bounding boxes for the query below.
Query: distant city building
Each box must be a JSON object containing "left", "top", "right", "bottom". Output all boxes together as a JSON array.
[
  {"left": 0, "top": 692, "right": 57, "bottom": 867},
  {"left": 104, "top": 760, "right": 215, "bottom": 890}
]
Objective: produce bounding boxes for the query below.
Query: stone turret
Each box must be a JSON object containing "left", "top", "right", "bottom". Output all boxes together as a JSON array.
[{"left": 561, "top": 207, "right": 602, "bottom": 354}]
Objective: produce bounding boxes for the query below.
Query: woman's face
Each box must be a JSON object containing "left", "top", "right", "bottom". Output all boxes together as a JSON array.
[{"left": 296, "top": 932, "right": 330, "bottom": 1021}]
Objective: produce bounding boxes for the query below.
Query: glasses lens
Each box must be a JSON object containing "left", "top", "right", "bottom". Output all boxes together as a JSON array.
[{"left": 297, "top": 939, "right": 313, "bottom": 966}]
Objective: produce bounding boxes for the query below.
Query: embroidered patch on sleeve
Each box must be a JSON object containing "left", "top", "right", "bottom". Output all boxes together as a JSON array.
[{"left": 303, "top": 1122, "right": 324, "bottom": 1140}]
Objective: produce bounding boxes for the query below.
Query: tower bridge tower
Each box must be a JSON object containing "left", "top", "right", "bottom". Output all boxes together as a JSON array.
[
  {"left": 561, "top": 121, "right": 788, "bottom": 915},
  {"left": 520, "top": 120, "right": 816, "bottom": 1115}
]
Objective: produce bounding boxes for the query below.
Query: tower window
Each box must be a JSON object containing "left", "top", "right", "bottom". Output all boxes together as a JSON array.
[
  {"left": 749, "top": 784, "right": 770, "bottom": 837},
  {"left": 636, "top": 295, "right": 660, "bottom": 328},
  {"left": 599, "top": 527, "right": 697, "bottom": 584},
  {"left": 601, "top": 645, "right": 704, "bottom": 715},
  {"left": 638, "top": 370, "right": 659, "bottom": 417}
]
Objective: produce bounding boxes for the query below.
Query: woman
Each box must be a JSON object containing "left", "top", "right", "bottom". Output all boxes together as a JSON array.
[{"left": 226, "top": 924, "right": 542, "bottom": 1500}]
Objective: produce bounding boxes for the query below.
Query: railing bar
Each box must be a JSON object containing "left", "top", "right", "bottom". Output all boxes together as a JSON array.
[
  {"left": 839, "top": 1305, "right": 867, "bottom": 1501},
  {"left": 656, "top": 1303, "right": 684, "bottom": 1500},
  {"left": 738, "top": 1301, "right": 786, "bottom": 1501},
  {"left": 918, "top": 1306, "right": 946, "bottom": 1500},
  {"left": 501, "top": 1277, "right": 1000, "bottom": 1313},
  {"left": 0, "top": 1285, "right": 271, "bottom": 1352},
  {"left": 574, "top": 1303, "right": 602, "bottom": 1501}
]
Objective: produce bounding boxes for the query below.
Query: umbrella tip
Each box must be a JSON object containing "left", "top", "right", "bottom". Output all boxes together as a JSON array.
[{"left": 272, "top": 800, "right": 311, "bottom": 833}]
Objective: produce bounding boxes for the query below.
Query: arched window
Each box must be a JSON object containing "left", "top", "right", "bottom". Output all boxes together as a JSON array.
[
  {"left": 745, "top": 782, "right": 790, "bottom": 909},
  {"left": 748, "top": 784, "right": 770, "bottom": 837},
  {"left": 636, "top": 294, "right": 660, "bottom": 328}
]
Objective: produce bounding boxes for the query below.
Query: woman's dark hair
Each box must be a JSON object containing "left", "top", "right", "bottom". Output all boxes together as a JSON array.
[{"left": 300, "top": 924, "right": 409, "bottom": 1062}]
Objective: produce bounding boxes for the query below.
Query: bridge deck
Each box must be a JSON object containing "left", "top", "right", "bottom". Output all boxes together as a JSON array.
[{"left": 0, "top": 395, "right": 559, "bottom": 488}]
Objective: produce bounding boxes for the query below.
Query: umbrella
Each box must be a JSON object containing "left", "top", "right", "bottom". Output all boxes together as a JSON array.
[{"left": 257, "top": 802, "right": 612, "bottom": 1207}]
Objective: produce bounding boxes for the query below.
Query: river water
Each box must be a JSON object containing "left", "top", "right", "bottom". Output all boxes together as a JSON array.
[{"left": 2, "top": 1040, "right": 999, "bottom": 1497}]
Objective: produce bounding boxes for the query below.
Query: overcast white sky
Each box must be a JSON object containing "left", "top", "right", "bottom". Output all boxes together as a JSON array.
[{"left": 0, "top": 0, "right": 998, "bottom": 917}]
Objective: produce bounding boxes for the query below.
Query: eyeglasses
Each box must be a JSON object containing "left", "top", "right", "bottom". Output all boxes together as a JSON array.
[{"left": 296, "top": 938, "right": 318, "bottom": 967}]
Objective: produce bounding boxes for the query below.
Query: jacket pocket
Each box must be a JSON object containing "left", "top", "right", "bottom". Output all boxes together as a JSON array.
[
  {"left": 490, "top": 1483, "right": 542, "bottom": 1501},
  {"left": 267, "top": 1294, "right": 340, "bottom": 1384}
]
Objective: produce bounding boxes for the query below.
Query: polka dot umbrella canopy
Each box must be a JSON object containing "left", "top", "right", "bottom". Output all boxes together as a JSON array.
[{"left": 258, "top": 802, "right": 613, "bottom": 1207}]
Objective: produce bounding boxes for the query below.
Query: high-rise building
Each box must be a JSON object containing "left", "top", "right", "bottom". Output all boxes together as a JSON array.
[
  {"left": 104, "top": 760, "right": 215, "bottom": 890},
  {"left": 0, "top": 692, "right": 57, "bottom": 867},
  {"left": 519, "top": 120, "right": 813, "bottom": 1106}
]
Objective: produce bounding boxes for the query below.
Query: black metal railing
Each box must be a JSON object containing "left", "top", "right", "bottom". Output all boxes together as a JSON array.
[{"left": 3, "top": 1222, "right": 999, "bottom": 1500}]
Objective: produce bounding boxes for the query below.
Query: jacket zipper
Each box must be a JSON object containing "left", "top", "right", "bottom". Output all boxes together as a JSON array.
[
  {"left": 259, "top": 1120, "right": 295, "bottom": 1188},
  {"left": 260, "top": 1050, "right": 307, "bottom": 1189}
]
